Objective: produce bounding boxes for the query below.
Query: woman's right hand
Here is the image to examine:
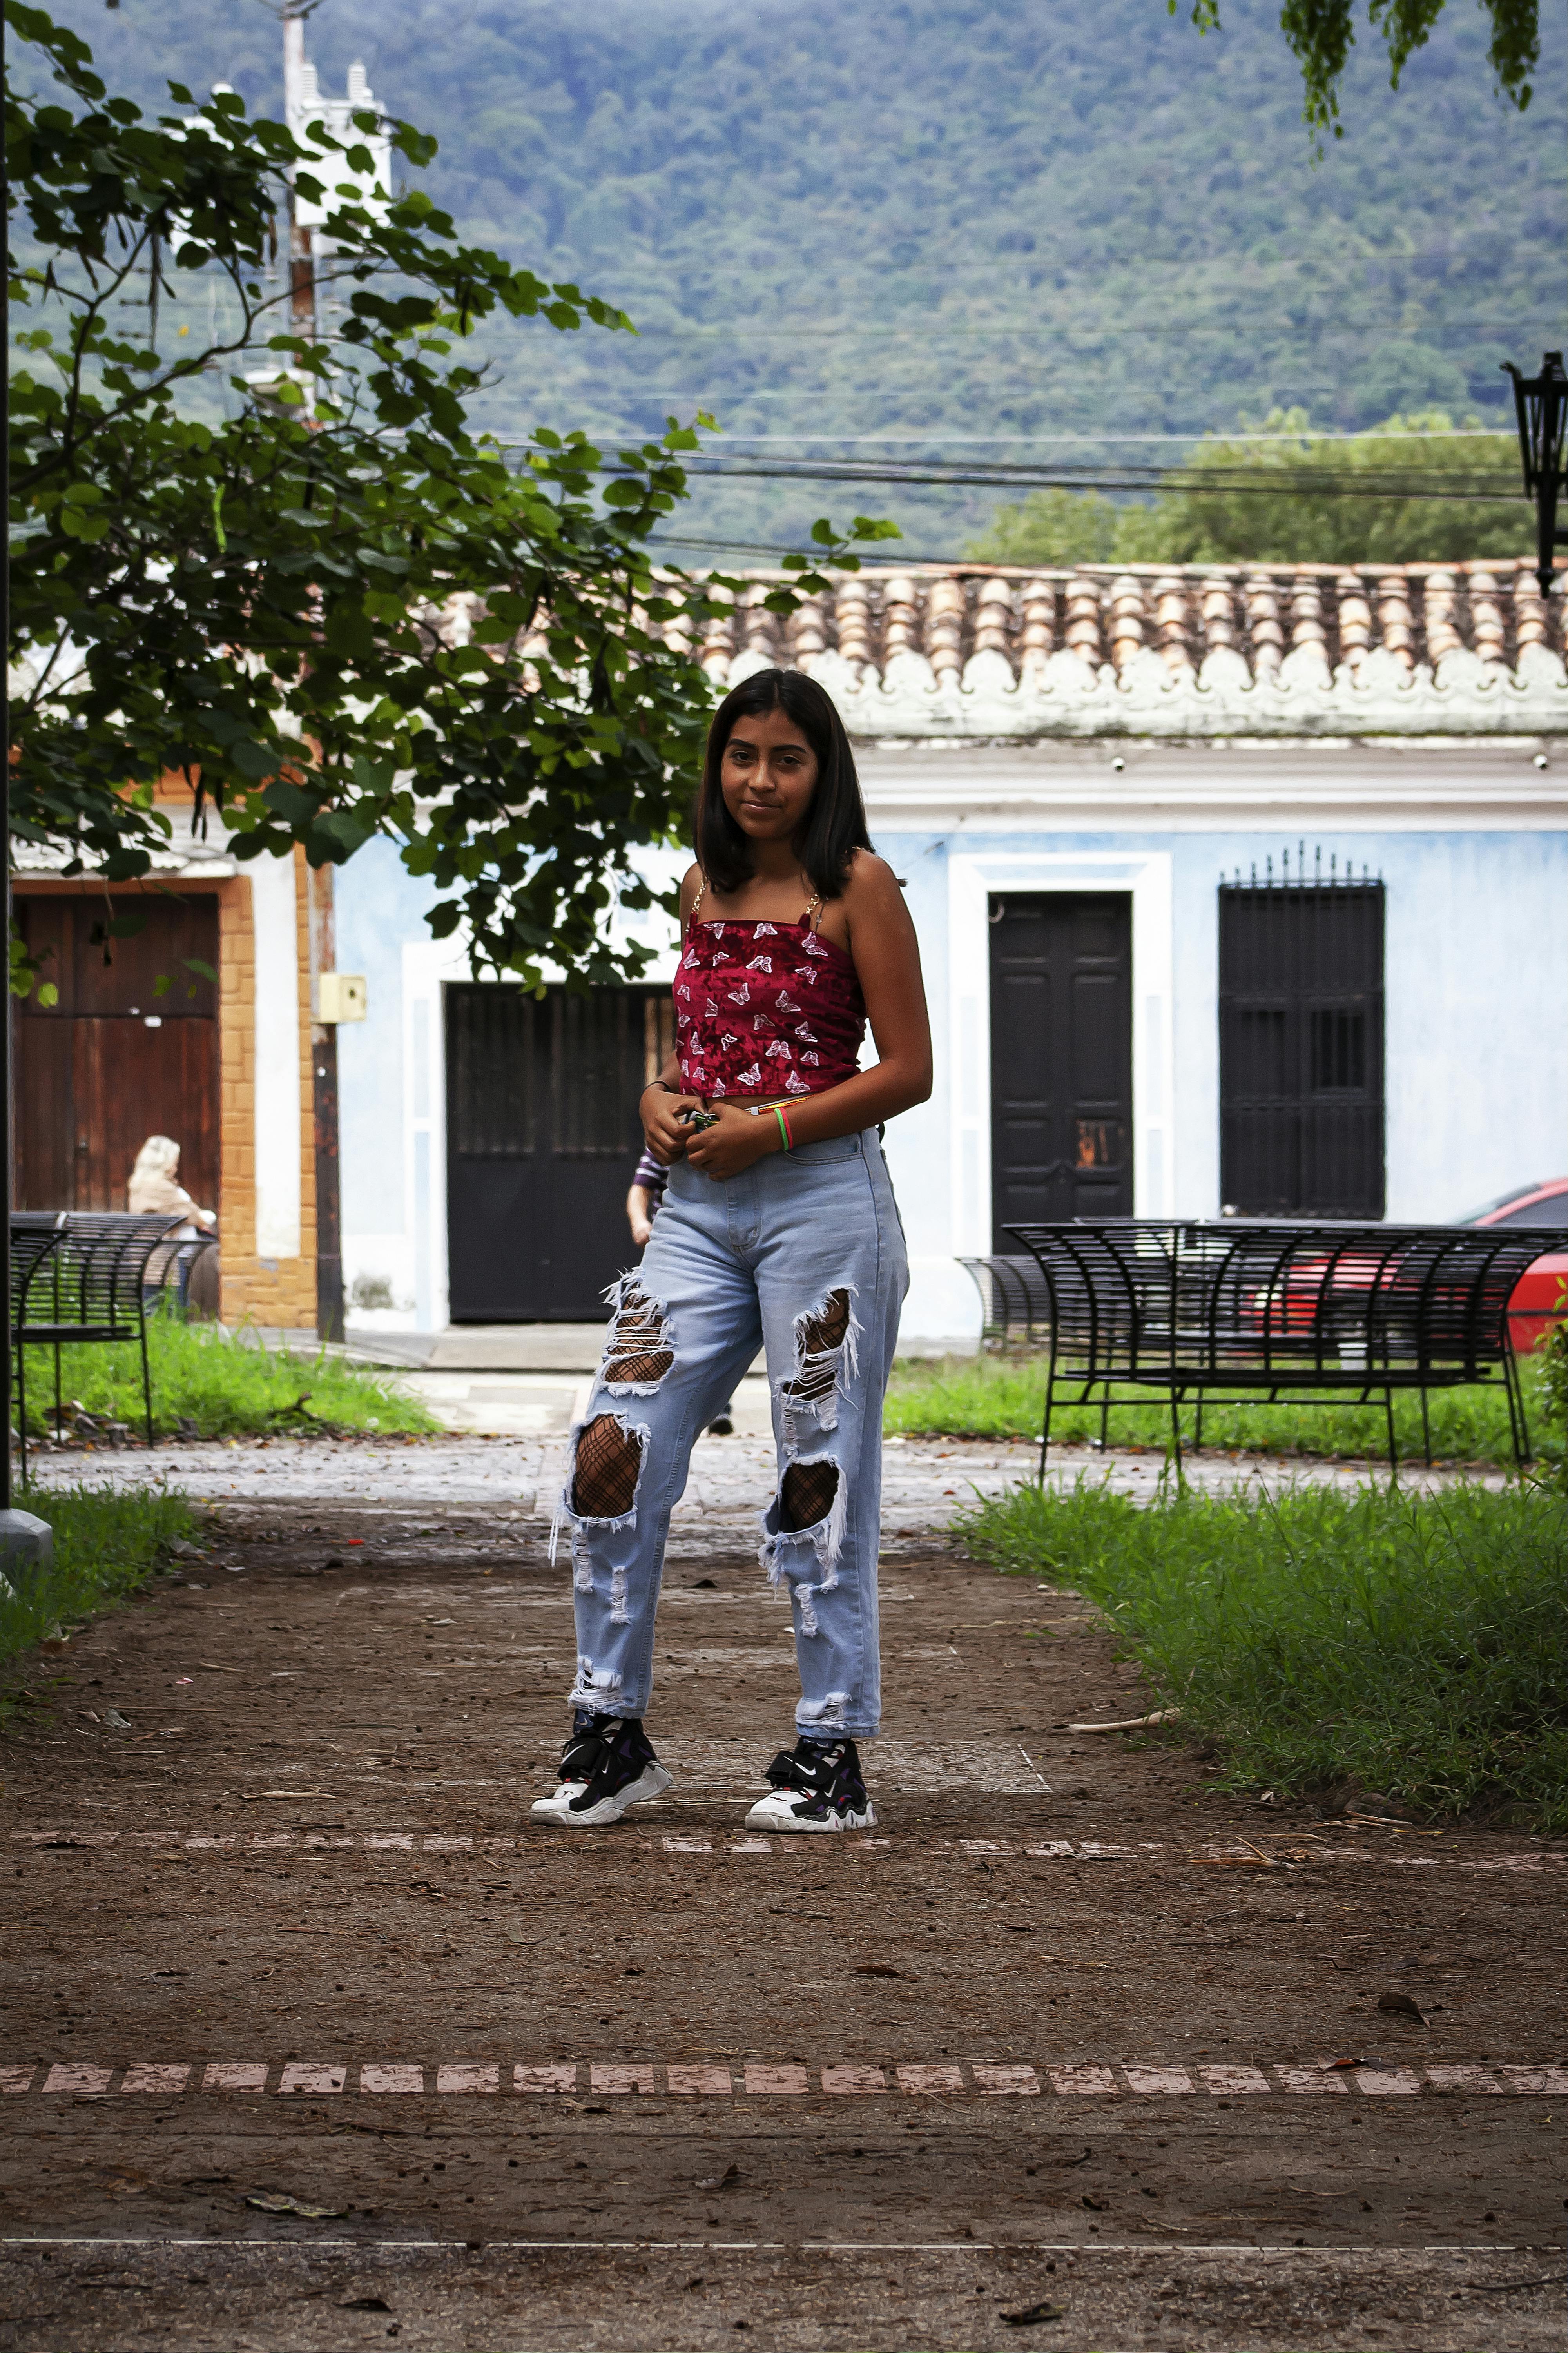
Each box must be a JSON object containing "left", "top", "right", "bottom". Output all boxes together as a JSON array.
[{"left": 641, "top": 1085, "right": 702, "bottom": 1165}]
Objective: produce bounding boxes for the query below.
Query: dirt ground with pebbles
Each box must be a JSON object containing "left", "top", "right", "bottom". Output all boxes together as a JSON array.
[{"left": 1, "top": 1453, "right": 1563, "bottom": 2351}]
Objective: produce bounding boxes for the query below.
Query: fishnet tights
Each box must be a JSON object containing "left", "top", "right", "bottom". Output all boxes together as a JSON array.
[
  {"left": 780, "top": 1459, "right": 840, "bottom": 1532},
  {"left": 782, "top": 1290, "right": 851, "bottom": 1408},
  {"left": 572, "top": 1413, "right": 644, "bottom": 1518},
  {"left": 605, "top": 1291, "right": 674, "bottom": 1387}
]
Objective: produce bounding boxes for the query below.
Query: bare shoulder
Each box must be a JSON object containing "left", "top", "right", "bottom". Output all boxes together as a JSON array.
[
  {"left": 841, "top": 849, "right": 905, "bottom": 908},
  {"left": 678, "top": 860, "right": 705, "bottom": 918},
  {"left": 841, "top": 849, "right": 911, "bottom": 928}
]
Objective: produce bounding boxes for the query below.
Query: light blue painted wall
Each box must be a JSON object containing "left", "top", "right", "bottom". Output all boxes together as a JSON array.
[
  {"left": 334, "top": 837, "right": 438, "bottom": 1245},
  {"left": 333, "top": 819, "right": 1567, "bottom": 1338},
  {"left": 1381, "top": 830, "right": 1568, "bottom": 1218},
  {"left": 872, "top": 827, "right": 950, "bottom": 1276}
]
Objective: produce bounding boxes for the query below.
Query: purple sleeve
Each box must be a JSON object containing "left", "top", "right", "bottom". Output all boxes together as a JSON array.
[{"left": 633, "top": 1150, "right": 667, "bottom": 1194}]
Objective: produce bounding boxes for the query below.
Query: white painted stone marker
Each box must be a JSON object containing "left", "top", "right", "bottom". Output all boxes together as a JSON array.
[
  {"left": 896, "top": 2065, "right": 965, "bottom": 2093},
  {"left": 361, "top": 2063, "right": 425, "bottom": 2093},
  {"left": 119, "top": 2063, "right": 190, "bottom": 2094},
  {"left": 277, "top": 2063, "right": 345, "bottom": 2094},
  {"left": 203, "top": 2062, "right": 268, "bottom": 2092},
  {"left": 513, "top": 2064, "right": 576, "bottom": 2094},
  {"left": 1200, "top": 2066, "right": 1272, "bottom": 2094},
  {"left": 1050, "top": 2066, "right": 1118, "bottom": 2095},
  {"left": 974, "top": 2065, "right": 1039, "bottom": 2095},
  {"left": 668, "top": 2064, "right": 733, "bottom": 2095}
]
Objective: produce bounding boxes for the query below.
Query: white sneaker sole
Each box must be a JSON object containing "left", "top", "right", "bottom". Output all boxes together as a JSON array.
[
  {"left": 532, "top": 1762, "right": 673, "bottom": 1828},
  {"left": 743, "top": 1794, "right": 876, "bottom": 1834}
]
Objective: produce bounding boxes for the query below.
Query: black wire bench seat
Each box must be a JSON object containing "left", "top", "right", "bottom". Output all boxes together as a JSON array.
[
  {"left": 9, "top": 1212, "right": 187, "bottom": 1478},
  {"left": 989, "top": 1219, "right": 1566, "bottom": 1473}
]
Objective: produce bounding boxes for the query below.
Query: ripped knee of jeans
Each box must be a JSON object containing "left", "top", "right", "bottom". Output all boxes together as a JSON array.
[
  {"left": 550, "top": 1410, "right": 649, "bottom": 1572},
  {"left": 760, "top": 1452, "right": 848, "bottom": 1635},
  {"left": 571, "top": 1412, "right": 645, "bottom": 1520},
  {"left": 602, "top": 1279, "right": 674, "bottom": 1392},
  {"left": 779, "top": 1285, "right": 860, "bottom": 1438},
  {"left": 780, "top": 1457, "right": 839, "bottom": 1533}
]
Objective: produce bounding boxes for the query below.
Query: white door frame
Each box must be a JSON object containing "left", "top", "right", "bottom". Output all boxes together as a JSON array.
[{"left": 946, "top": 849, "right": 1175, "bottom": 1255}]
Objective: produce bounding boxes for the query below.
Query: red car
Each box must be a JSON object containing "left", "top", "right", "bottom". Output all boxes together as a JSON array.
[{"left": 1465, "top": 1178, "right": 1568, "bottom": 1352}]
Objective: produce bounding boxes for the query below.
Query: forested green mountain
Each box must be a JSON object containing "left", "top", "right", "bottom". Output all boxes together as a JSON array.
[{"left": 26, "top": 0, "right": 1568, "bottom": 557}]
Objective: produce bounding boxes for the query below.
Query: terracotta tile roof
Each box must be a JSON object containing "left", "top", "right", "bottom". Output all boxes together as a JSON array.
[
  {"left": 702, "top": 558, "right": 1558, "bottom": 679},
  {"left": 692, "top": 558, "right": 1565, "bottom": 738}
]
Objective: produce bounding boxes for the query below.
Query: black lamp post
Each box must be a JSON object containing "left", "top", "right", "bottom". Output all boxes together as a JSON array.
[{"left": 1501, "top": 350, "right": 1567, "bottom": 599}]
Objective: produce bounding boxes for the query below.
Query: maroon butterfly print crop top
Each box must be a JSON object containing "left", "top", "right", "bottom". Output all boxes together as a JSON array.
[{"left": 673, "top": 916, "right": 866, "bottom": 1099}]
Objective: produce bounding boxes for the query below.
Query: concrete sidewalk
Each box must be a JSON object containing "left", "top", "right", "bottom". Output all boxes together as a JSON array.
[{"left": 23, "top": 1428, "right": 1486, "bottom": 1526}]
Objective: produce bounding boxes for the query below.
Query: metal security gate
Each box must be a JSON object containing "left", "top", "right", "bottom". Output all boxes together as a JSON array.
[
  {"left": 1218, "top": 862, "right": 1385, "bottom": 1217},
  {"left": 446, "top": 985, "right": 673, "bottom": 1322},
  {"left": 988, "top": 894, "right": 1134, "bottom": 1246}
]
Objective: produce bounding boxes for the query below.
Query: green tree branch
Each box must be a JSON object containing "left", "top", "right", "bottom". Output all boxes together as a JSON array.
[
  {"left": 5, "top": 2, "right": 895, "bottom": 988},
  {"left": 1170, "top": 0, "right": 1538, "bottom": 137}
]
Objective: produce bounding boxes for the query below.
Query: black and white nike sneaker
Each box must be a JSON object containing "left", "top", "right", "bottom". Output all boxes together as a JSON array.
[
  {"left": 531, "top": 1713, "right": 673, "bottom": 1827},
  {"left": 744, "top": 1734, "right": 876, "bottom": 1833}
]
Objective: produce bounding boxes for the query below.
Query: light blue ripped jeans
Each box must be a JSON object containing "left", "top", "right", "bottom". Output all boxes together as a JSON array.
[{"left": 551, "top": 1127, "right": 908, "bottom": 1741}]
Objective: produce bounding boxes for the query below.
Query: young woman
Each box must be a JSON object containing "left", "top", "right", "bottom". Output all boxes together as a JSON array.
[{"left": 535, "top": 666, "right": 932, "bottom": 1832}]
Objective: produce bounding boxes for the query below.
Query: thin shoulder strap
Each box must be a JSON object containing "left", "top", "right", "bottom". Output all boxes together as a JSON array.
[
  {"left": 803, "top": 884, "right": 824, "bottom": 934},
  {"left": 687, "top": 871, "right": 707, "bottom": 935}
]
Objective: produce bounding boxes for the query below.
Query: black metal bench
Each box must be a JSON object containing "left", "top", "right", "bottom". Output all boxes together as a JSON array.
[
  {"left": 957, "top": 1254, "right": 1057, "bottom": 1350},
  {"left": 976, "top": 1220, "right": 1566, "bottom": 1474},
  {"left": 9, "top": 1212, "right": 186, "bottom": 1480}
]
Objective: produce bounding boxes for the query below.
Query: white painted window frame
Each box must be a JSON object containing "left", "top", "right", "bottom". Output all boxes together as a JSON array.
[{"left": 945, "top": 849, "right": 1175, "bottom": 1256}]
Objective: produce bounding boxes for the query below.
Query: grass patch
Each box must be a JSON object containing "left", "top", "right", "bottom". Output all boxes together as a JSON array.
[
  {"left": 16, "top": 1316, "right": 438, "bottom": 1442},
  {"left": 886, "top": 1351, "right": 1550, "bottom": 1468},
  {"left": 0, "top": 1484, "right": 199, "bottom": 1676},
  {"left": 959, "top": 1478, "right": 1567, "bottom": 1830}
]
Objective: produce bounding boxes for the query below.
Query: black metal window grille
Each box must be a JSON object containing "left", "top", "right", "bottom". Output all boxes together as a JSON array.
[{"left": 1219, "top": 848, "right": 1385, "bottom": 1219}]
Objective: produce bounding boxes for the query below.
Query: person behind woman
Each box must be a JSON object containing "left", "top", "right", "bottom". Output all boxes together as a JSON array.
[
  {"left": 128, "top": 1135, "right": 218, "bottom": 1310},
  {"left": 627, "top": 1147, "right": 736, "bottom": 1435},
  {"left": 128, "top": 1134, "right": 217, "bottom": 1231},
  {"left": 535, "top": 667, "right": 932, "bottom": 1833}
]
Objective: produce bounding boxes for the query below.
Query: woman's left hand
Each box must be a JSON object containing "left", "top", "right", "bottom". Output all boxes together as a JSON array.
[{"left": 684, "top": 1100, "right": 781, "bottom": 1181}]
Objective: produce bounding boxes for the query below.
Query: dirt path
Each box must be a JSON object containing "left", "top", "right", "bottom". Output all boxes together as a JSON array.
[{"left": 1, "top": 1490, "right": 1562, "bottom": 2350}]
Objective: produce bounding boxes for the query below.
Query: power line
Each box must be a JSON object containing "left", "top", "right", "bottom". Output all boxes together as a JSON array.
[
  {"left": 615, "top": 455, "right": 1520, "bottom": 501},
  {"left": 489, "top": 424, "right": 1515, "bottom": 444},
  {"left": 575, "top": 320, "right": 1559, "bottom": 341},
  {"left": 654, "top": 431, "right": 1515, "bottom": 446}
]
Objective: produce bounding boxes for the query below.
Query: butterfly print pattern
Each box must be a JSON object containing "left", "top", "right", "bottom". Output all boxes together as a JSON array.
[{"left": 671, "top": 918, "right": 866, "bottom": 1099}]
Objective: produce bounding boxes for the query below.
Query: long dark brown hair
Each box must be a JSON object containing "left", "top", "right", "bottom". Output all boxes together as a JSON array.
[{"left": 694, "top": 667, "right": 872, "bottom": 901}]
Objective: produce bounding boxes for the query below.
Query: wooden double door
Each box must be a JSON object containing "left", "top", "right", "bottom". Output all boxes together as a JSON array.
[
  {"left": 12, "top": 893, "right": 220, "bottom": 1214},
  {"left": 989, "top": 893, "right": 1134, "bottom": 1244}
]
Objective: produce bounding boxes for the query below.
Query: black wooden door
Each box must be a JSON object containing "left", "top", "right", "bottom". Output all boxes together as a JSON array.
[
  {"left": 989, "top": 894, "right": 1134, "bottom": 1245},
  {"left": 1218, "top": 880, "right": 1385, "bottom": 1216},
  {"left": 446, "top": 984, "right": 673, "bottom": 1322}
]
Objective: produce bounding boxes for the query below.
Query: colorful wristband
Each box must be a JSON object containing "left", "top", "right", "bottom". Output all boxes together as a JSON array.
[{"left": 773, "top": 1106, "right": 794, "bottom": 1153}]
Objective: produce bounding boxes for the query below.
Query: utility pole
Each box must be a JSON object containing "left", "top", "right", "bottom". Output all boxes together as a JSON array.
[
  {"left": 308, "top": 869, "right": 344, "bottom": 1342},
  {"left": 280, "top": 3, "right": 345, "bottom": 1341},
  {"left": 281, "top": 4, "right": 319, "bottom": 340}
]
